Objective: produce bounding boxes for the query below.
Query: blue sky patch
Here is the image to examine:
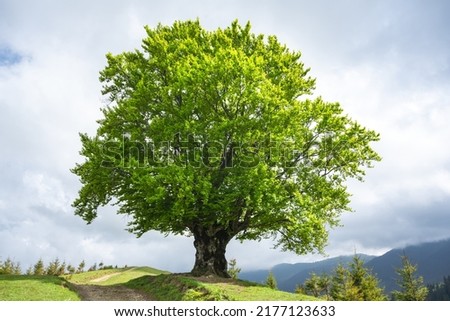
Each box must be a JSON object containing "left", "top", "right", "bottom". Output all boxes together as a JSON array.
[{"left": 0, "top": 47, "right": 22, "bottom": 66}]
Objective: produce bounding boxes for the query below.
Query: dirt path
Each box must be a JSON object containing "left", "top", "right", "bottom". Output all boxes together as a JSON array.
[
  {"left": 91, "top": 272, "right": 123, "bottom": 283},
  {"left": 68, "top": 269, "right": 153, "bottom": 301},
  {"left": 69, "top": 283, "right": 154, "bottom": 301}
]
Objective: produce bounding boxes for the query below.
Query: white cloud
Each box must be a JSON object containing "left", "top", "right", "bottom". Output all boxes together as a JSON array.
[{"left": 22, "top": 171, "right": 70, "bottom": 213}]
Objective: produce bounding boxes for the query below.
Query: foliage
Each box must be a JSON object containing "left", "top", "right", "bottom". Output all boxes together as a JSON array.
[
  {"left": 45, "top": 258, "right": 67, "bottom": 276},
  {"left": 345, "top": 256, "right": 386, "bottom": 301},
  {"left": 228, "top": 259, "right": 241, "bottom": 280},
  {"left": 27, "top": 258, "right": 90, "bottom": 276},
  {"left": 302, "top": 255, "right": 386, "bottom": 301},
  {"left": 67, "top": 265, "right": 76, "bottom": 274},
  {"left": 427, "top": 275, "right": 450, "bottom": 301},
  {"left": 72, "top": 19, "right": 381, "bottom": 276},
  {"left": 301, "top": 272, "right": 331, "bottom": 300},
  {"left": 88, "top": 263, "right": 97, "bottom": 271},
  {"left": 391, "top": 255, "right": 428, "bottom": 301},
  {"left": 0, "top": 275, "right": 79, "bottom": 301},
  {"left": 46, "top": 258, "right": 59, "bottom": 275},
  {"left": 33, "top": 259, "right": 45, "bottom": 276},
  {"left": 18, "top": 258, "right": 109, "bottom": 276},
  {"left": 266, "top": 271, "right": 278, "bottom": 289},
  {"left": 57, "top": 262, "right": 66, "bottom": 275},
  {"left": 329, "top": 264, "right": 352, "bottom": 300},
  {"left": 77, "top": 260, "right": 86, "bottom": 274},
  {"left": 0, "top": 258, "right": 21, "bottom": 275}
]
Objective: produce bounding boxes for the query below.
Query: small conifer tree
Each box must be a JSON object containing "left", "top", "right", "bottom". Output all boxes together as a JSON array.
[
  {"left": 33, "top": 259, "right": 45, "bottom": 275},
  {"left": 266, "top": 271, "right": 278, "bottom": 290},
  {"left": 303, "top": 272, "right": 332, "bottom": 299},
  {"left": 391, "top": 255, "right": 428, "bottom": 301},
  {"left": 0, "top": 258, "right": 19, "bottom": 274},
  {"left": 228, "top": 259, "right": 241, "bottom": 280},
  {"left": 77, "top": 260, "right": 85, "bottom": 273},
  {"left": 46, "top": 258, "right": 61, "bottom": 275},
  {"left": 329, "top": 256, "right": 386, "bottom": 301},
  {"left": 57, "top": 261, "right": 66, "bottom": 275}
]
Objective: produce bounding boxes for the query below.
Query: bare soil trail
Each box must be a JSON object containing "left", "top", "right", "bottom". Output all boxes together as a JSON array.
[
  {"left": 68, "top": 268, "right": 154, "bottom": 301},
  {"left": 90, "top": 272, "right": 123, "bottom": 283},
  {"left": 69, "top": 283, "right": 153, "bottom": 301}
]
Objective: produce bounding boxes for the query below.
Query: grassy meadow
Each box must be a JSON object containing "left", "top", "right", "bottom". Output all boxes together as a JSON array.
[
  {"left": 125, "top": 273, "right": 315, "bottom": 301},
  {"left": 1, "top": 266, "right": 316, "bottom": 301},
  {"left": 0, "top": 275, "right": 79, "bottom": 301}
]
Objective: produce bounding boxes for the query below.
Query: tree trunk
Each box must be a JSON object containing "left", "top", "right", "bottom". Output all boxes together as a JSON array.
[{"left": 190, "top": 225, "right": 233, "bottom": 278}]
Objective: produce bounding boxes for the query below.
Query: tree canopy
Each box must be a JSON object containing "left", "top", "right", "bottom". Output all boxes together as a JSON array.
[{"left": 72, "top": 20, "right": 381, "bottom": 276}]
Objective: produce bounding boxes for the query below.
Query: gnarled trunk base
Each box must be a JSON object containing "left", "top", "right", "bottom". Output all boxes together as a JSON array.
[{"left": 191, "top": 227, "right": 232, "bottom": 278}]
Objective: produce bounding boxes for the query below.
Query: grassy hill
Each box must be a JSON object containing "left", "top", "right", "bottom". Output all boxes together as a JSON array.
[
  {"left": 0, "top": 275, "right": 79, "bottom": 301},
  {"left": 70, "top": 267, "right": 316, "bottom": 301},
  {"left": 66, "top": 266, "right": 168, "bottom": 285},
  {"left": 1, "top": 267, "right": 316, "bottom": 301},
  {"left": 125, "top": 273, "right": 316, "bottom": 301}
]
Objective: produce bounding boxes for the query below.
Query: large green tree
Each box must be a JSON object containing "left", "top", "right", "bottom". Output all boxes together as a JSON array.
[{"left": 72, "top": 20, "right": 380, "bottom": 277}]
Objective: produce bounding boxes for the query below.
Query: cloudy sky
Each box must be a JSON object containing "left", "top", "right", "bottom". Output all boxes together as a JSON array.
[{"left": 1, "top": 0, "right": 450, "bottom": 273}]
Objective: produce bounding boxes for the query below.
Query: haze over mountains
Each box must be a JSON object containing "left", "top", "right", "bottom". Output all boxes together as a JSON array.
[{"left": 240, "top": 239, "right": 450, "bottom": 293}]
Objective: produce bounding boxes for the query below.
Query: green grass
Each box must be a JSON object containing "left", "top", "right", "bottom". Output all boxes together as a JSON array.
[
  {"left": 126, "top": 274, "right": 193, "bottom": 300},
  {"left": 125, "top": 274, "right": 317, "bottom": 301},
  {"left": 202, "top": 281, "right": 315, "bottom": 301},
  {"left": 65, "top": 268, "right": 128, "bottom": 284},
  {"left": 1, "top": 268, "right": 317, "bottom": 301},
  {"left": 66, "top": 266, "right": 169, "bottom": 285},
  {"left": 95, "top": 267, "right": 170, "bottom": 285},
  {"left": 0, "top": 275, "right": 80, "bottom": 301}
]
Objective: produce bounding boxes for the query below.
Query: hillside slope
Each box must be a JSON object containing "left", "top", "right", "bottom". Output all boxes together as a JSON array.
[
  {"left": 240, "top": 254, "right": 375, "bottom": 292},
  {"left": 68, "top": 267, "right": 316, "bottom": 301},
  {"left": 240, "top": 239, "right": 450, "bottom": 294},
  {"left": 0, "top": 275, "right": 80, "bottom": 301},
  {"left": 126, "top": 274, "right": 317, "bottom": 301},
  {"left": 367, "top": 239, "right": 450, "bottom": 292}
]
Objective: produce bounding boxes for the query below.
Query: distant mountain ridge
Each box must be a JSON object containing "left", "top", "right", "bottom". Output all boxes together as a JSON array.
[
  {"left": 239, "top": 239, "right": 450, "bottom": 293},
  {"left": 240, "top": 254, "right": 376, "bottom": 292},
  {"left": 366, "top": 238, "right": 450, "bottom": 292}
]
